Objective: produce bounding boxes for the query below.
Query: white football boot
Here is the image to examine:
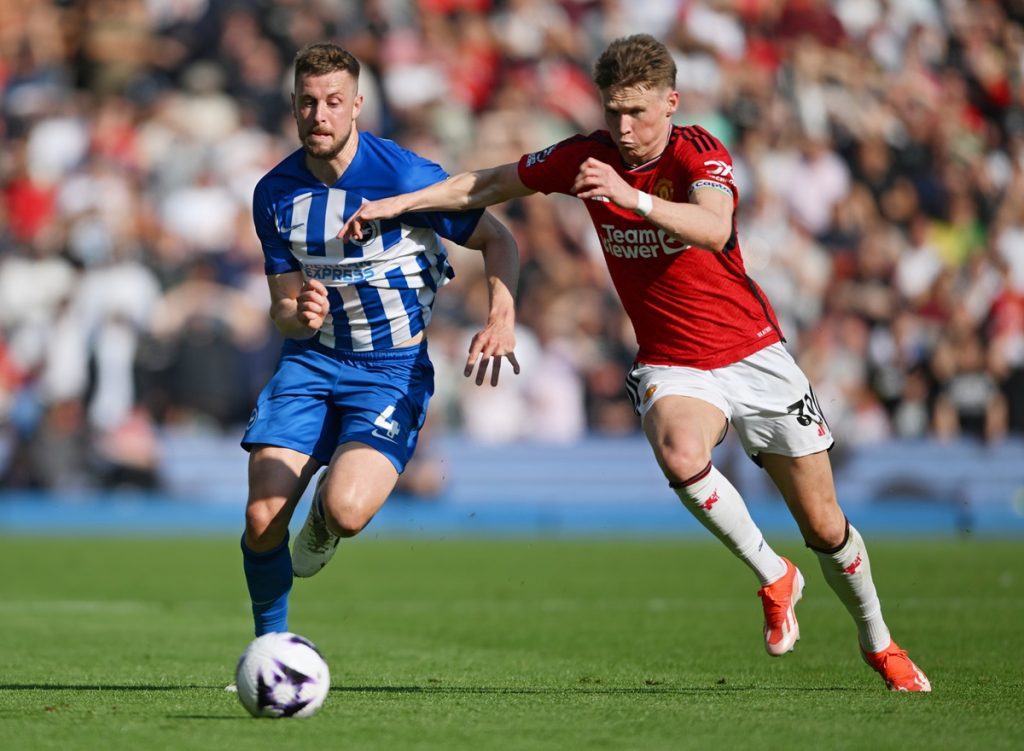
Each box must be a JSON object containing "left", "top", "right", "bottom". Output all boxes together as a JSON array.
[{"left": 292, "top": 472, "right": 340, "bottom": 578}]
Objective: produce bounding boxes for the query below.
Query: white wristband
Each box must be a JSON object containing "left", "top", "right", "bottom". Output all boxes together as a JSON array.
[{"left": 634, "top": 191, "right": 653, "bottom": 217}]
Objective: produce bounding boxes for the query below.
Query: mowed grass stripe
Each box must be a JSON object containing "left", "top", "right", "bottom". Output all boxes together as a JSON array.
[{"left": 0, "top": 536, "right": 1021, "bottom": 750}]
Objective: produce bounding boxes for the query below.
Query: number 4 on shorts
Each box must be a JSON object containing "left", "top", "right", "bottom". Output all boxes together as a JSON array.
[{"left": 374, "top": 405, "right": 401, "bottom": 440}]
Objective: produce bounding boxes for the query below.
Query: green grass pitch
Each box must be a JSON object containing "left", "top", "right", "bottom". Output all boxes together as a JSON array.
[{"left": 1, "top": 535, "right": 1021, "bottom": 750}]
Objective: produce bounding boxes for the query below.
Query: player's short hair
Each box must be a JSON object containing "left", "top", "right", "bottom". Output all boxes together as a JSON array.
[
  {"left": 293, "top": 43, "right": 361, "bottom": 86},
  {"left": 592, "top": 34, "right": 677, "bottom": 92}
]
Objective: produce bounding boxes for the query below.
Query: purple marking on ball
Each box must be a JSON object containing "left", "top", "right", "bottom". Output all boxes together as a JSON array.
[
  {"left": 255, "top": 660, "right": 317, "bottom": 716},
  {"left": 287, "top": 634, "right": 325, "bottom": 658}
]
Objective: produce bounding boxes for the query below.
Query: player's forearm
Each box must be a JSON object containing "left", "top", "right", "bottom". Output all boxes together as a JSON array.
[
  {"left": 403, "top": 165, "right": 522, "bottom": 212},
  {"left": 642, "top": 195, "right": 732, "bottom": 253},
  {"left": 480, "top": 233, "right": 519, "bottom": 329},
  {"left": 270, "top": 298, "right": 318, "bottom": 339}
]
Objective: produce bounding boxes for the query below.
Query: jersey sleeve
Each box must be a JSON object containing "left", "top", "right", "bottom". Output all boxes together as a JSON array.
[
  {"left": 516, "top": 136, "right": 590, "bottom": 195},
  {"left": 392, "top": 150, "right": 484, "bottom": 245},
  {"left": 252, "top": 180, "right": 302, "bottom": 276},
  {"left": 674, "top": 126, "right": 738, "bottom": 204}
]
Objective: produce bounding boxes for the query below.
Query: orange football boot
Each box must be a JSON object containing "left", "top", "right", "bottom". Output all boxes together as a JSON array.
[
  {"left": 861, "top": 640, "right": 932, "bottom": 692},
  {"left": 756, "top": 557, "right": 805, "bottom": 656}
]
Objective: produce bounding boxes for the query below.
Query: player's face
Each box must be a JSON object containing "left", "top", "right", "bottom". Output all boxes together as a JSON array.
[
  {"left": 600, "top": 84, "right": 679, "bottom": 166},
  {"left": 292, "top": 70, "right": 363, "bottom": 161}
]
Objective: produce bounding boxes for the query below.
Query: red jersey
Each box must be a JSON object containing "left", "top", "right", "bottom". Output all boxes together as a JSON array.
[{"left": 517, "top": 125, "right": 783, "bottom": 369}]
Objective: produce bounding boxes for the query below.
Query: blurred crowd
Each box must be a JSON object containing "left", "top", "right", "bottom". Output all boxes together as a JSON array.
[{"left": 1, "top": 0, "right": 1023, "bottom": 492}]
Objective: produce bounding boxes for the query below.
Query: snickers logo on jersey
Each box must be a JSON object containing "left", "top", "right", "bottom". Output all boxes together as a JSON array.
[{"left": 598, "top": 224, "right": 689, "bottom": 260}]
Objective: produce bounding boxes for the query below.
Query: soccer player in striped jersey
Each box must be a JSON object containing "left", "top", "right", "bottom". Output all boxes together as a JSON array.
[
  {"left": 239, "top": 43, "right": 520, "bottom": 639},
  {"left": 342, "top": 34, "right": 930, "bottom": 692}
]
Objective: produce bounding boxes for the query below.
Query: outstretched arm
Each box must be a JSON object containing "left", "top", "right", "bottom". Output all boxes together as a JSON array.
[
  {"left": 459, "top": 210, "right": 521, "bottom": 387},
  {"left": 340, "top": 163, "right": 534, "bottom": 241}
]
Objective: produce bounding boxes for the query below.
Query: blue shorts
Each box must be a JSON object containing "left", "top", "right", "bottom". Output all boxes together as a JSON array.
[{"left": 241, "top": 338, "right": 434, "bottom": 472}]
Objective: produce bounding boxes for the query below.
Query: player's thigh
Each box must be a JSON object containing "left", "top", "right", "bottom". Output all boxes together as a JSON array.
[
  {"left": 245, "top": 445, "right": 321, "bottom": 547},
  {"left": 643, "top": 396, "right": 729, "bottom": 479},
  {"left": 628, "top": 363, "right": 730, "bottom": 478},
  {"left": 320, "top": 441, "right": 400, "bottom": 524}
]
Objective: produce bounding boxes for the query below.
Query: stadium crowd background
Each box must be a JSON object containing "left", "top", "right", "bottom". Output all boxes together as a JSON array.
[{"left": 1, "top": 0, "right": 1022, "bottom": 493}]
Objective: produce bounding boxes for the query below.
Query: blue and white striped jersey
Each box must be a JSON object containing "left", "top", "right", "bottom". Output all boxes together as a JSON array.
[{"left": 252, "top": 131, "right": 483, "bottom": 351}]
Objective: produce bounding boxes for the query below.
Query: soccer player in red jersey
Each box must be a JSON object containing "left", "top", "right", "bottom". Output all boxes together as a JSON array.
[{"left": 342, "top": 34, "right": 929, "bottom": 691}]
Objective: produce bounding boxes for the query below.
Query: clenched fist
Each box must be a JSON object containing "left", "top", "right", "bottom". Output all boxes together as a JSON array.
[{"left": 297, "top": 278, "right": 329, "bottom": 331}]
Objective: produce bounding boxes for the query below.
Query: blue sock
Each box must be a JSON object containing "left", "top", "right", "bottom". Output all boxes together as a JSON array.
[{"left": 241, "top": 533, "right": 292, "bottom": 636}]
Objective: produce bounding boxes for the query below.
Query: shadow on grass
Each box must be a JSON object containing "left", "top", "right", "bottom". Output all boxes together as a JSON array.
[
  {"left": 2, "top": 684, "right": 214, "bottom": 691},
  {"left": 332, "top": 685, "right": 855, "bottom": 694},
  {"left": 1, "top": 683, "right": 855, "bottom": 694}
]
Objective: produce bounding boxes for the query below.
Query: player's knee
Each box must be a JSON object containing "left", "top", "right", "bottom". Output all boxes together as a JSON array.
[
  {"left": 657, "top": 439, "right": 712, "bottom": 484},
  {"left": 806, "top": 522, "right": 846, "bottom": 550},
  {"left": 802, "top": 507, "right": 847, "bottom": 550},
  {"left": 336, "top": 515, "right": 371, "bottom": 538},
  {"left": 244, "top": 502, "right": 290, "bottom": 551},
  {"left": 322, "top": 504, "right": 372, "bottom": 538}
]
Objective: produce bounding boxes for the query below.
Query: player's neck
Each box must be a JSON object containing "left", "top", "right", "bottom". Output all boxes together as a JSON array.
[{"left": 305, "top": 128, "right": 361, "bottom": 185}]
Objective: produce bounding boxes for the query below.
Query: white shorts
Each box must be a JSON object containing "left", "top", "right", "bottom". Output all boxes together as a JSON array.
[{"left": 625, "top": 343, "right": 834, "bottom": 463}]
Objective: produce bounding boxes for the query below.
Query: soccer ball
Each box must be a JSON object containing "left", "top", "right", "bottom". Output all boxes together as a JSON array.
[{"left": 234, "top": 632, "right": 330, "bottom": 718}]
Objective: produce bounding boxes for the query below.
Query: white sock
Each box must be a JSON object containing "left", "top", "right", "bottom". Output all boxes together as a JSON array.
[
  {"left": 672, "top": 463, "right": 788, "bottom": 586},
  {"left": 812, "top": 523, "right": 891, "bottom": 653}
]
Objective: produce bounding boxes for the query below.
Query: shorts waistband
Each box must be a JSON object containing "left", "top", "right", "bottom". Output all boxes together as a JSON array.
[{"left": 286, "top": 337, "right": 428, "bottom": 362}]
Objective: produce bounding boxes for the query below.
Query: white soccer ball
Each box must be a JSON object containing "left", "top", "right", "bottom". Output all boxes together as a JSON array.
[{"left": 235, "top": 632, "right": 330, "bottom": 718}]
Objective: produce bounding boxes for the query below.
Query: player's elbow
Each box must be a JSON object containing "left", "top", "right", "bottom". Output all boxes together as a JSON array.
[
  {"left": 466, "top": 163, "right": 525, "bottom": 209},
  {"left": 469, "top": 212, "right": 519, "bottom": 257},
  {"left": 705, "top": 223, "right": 733, "bottom": 253},
  {"left": 486, "top": 219, "right": 519, "bottom": 255}
]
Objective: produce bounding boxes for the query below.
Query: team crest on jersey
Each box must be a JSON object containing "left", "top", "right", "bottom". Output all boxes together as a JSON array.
[
  {"left": 350, "top": 217, "right": 379, "bottom": 247},
  {"left": 642, "top": 385, "right": 658, "bottom": 404},
  {"left": 652, "top": 179, "right": 674, "bottom": 201},
  {"left": 247, "top": 407, "right": 258, "bottom": 429}
]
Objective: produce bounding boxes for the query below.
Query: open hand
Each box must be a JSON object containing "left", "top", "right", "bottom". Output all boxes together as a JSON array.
[{"left": 464, "top": 321, "right": 520, "bottom": 387}]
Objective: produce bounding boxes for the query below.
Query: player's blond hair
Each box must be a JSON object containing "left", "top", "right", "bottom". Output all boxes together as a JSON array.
[
  {"left": 592, "top": 34, "right": 677, "bottom": 92},
  {"left": 293, "top": 43, "right": 361, "bottom": 86}
]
